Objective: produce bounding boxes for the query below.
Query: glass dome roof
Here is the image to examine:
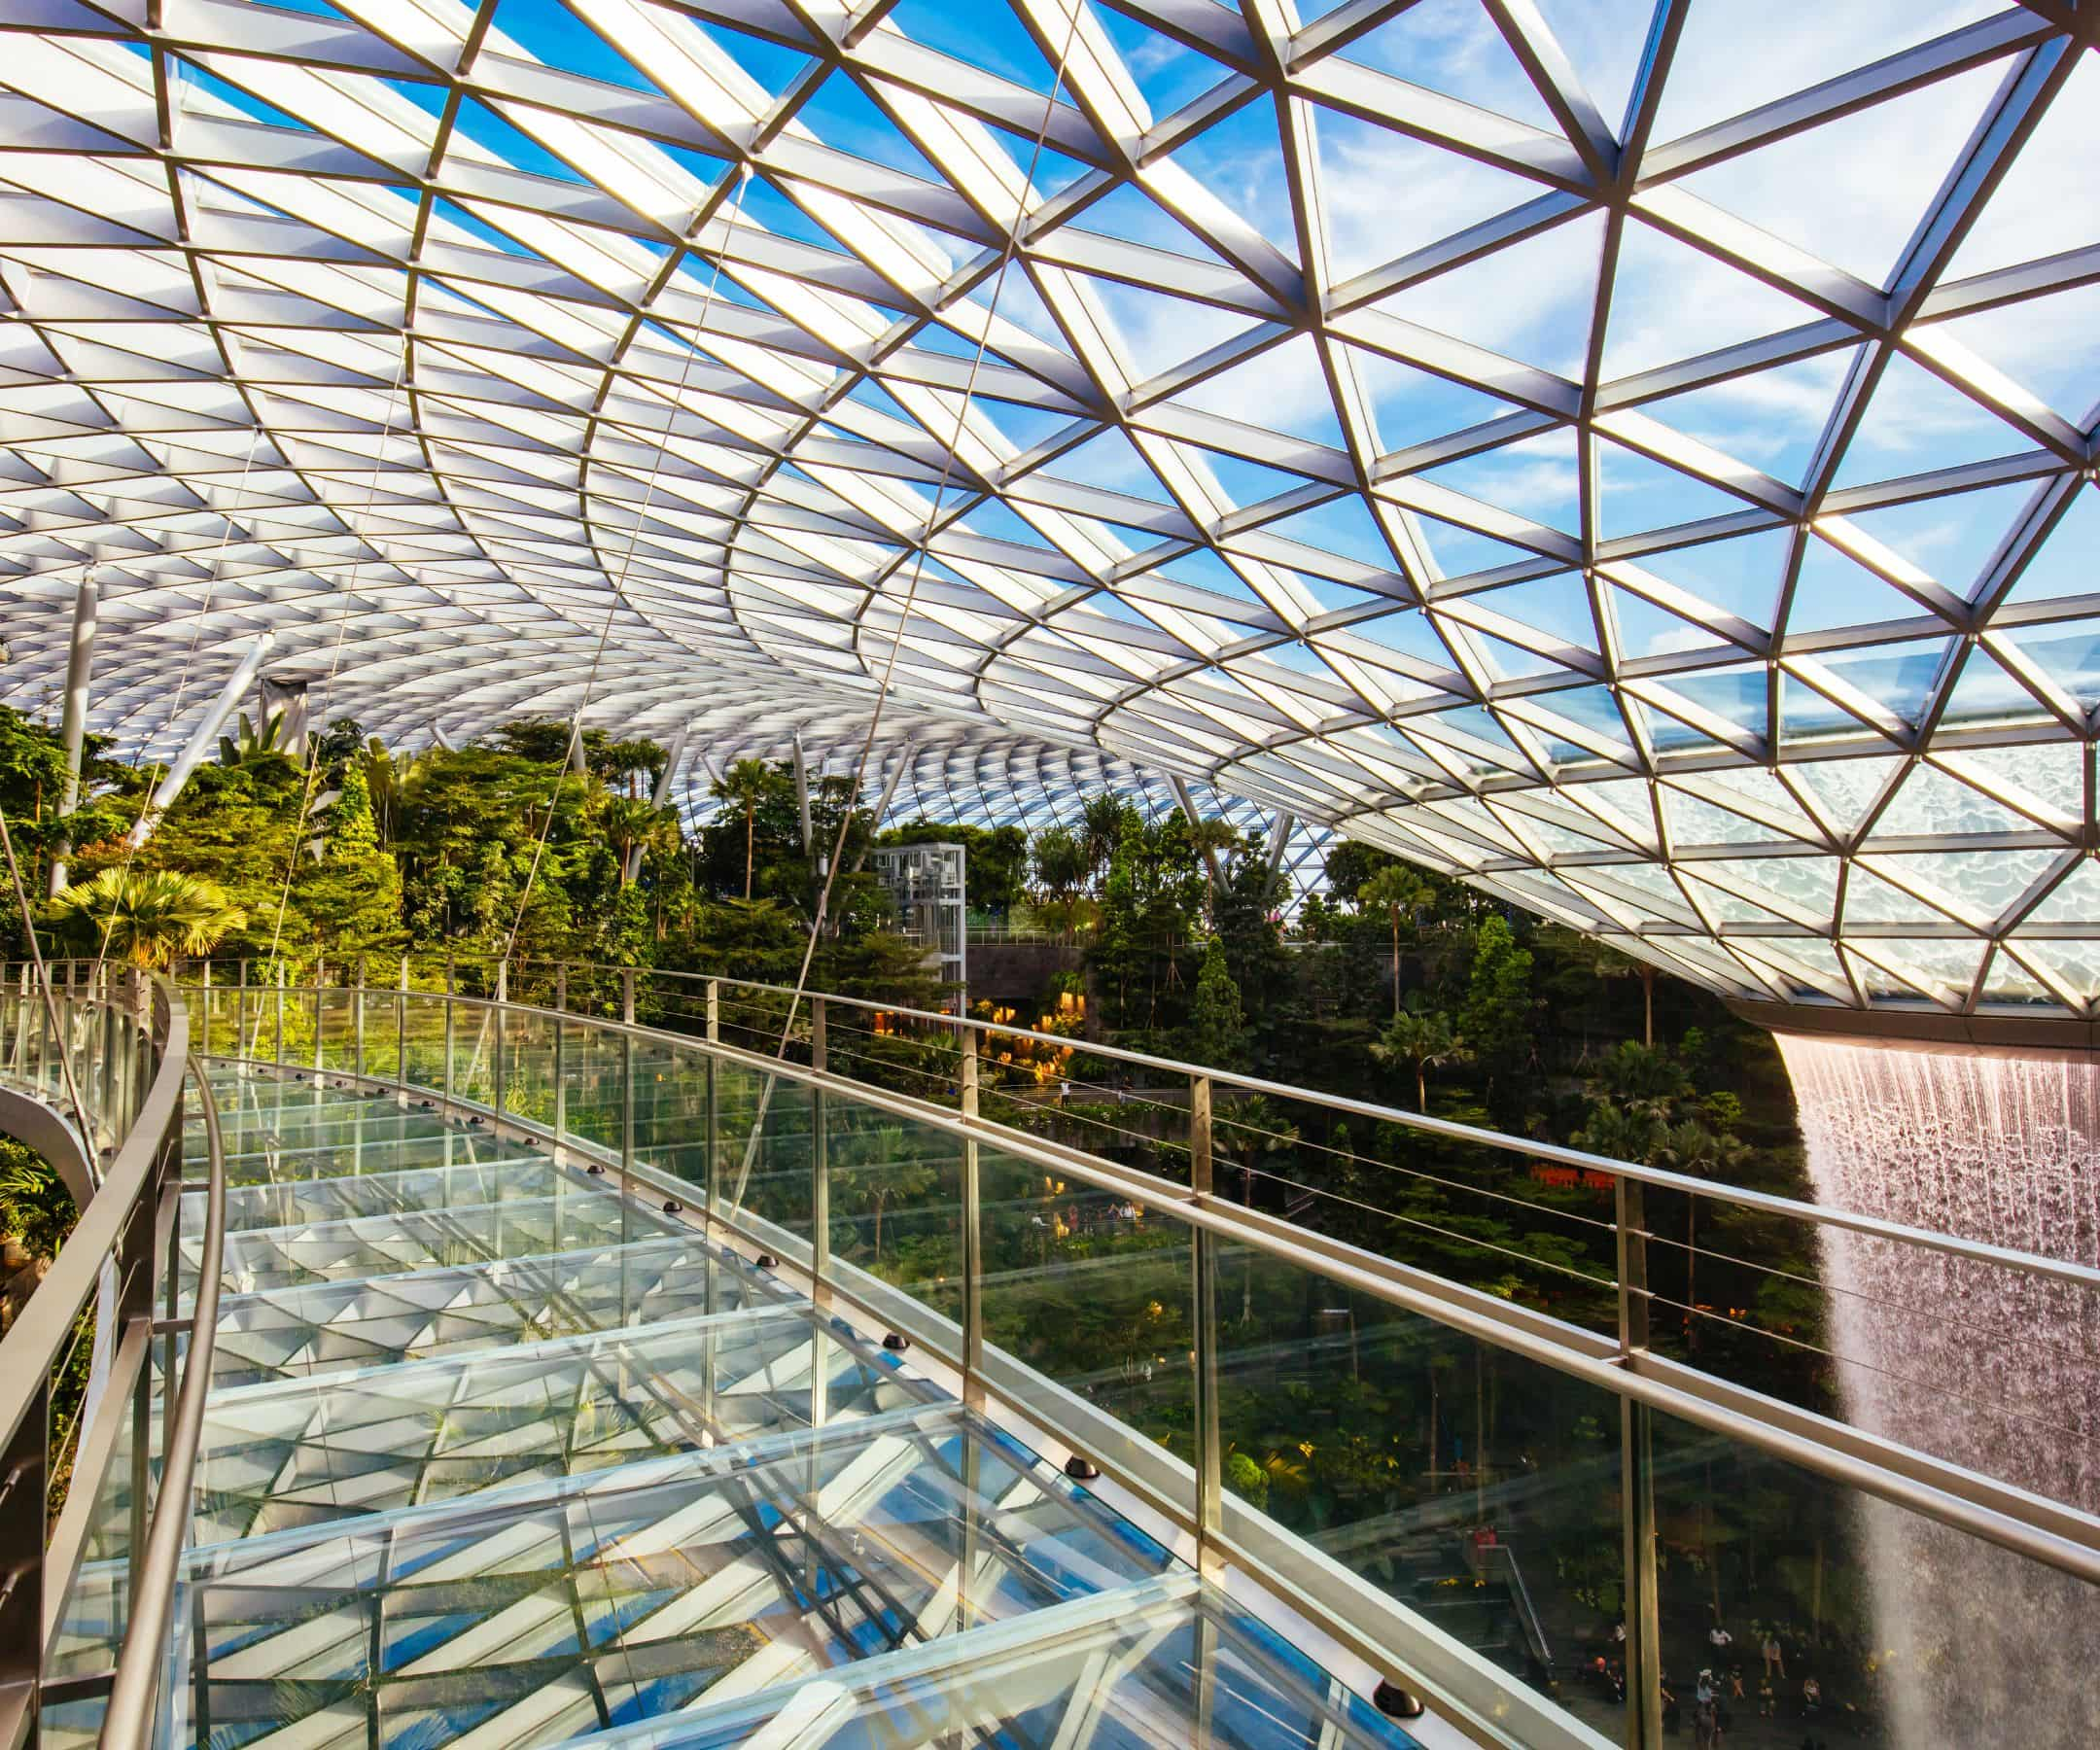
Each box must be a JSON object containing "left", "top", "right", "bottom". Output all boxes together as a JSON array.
[{"left": 0, "top": 0, "right": 2096, "bottom": 1018}]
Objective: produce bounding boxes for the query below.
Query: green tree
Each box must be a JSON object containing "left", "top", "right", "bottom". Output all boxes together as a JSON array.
[
  {"left": 1457, "top": 913, "right": 1533, "bottom": 1097},
  {"left": 1659, "top": 1117, "right": 1752, "bottom": 1350},
  {"left": 1358, "top": 863, "right": 1435, "bottom": 1018},
  {"left": 714, "top": 759, "right": 779, "bottom": 900},
  {"left": 294, "top": 760, "right": 403, "bottom": 960},
  {"left": 48, "top": 867, "right": 246, "bottom": 968},
  {"left": 1185, "top": 936, "right": 1248, "bottom": 1070},
  {"left": 1369, "top": 1002, "right": 1470, "bottom": 1110}
]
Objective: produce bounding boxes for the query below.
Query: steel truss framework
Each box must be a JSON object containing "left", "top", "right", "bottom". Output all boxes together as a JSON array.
[{"left": 0, "top": 0, "right": 2098, "bottom": 1015}]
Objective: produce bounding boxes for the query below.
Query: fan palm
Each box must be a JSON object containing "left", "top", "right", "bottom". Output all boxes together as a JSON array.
[
  {"left": 715, "top": 759, "right": 773, "bottom": 899},
  {"left": 48, "top": 867, "right": 247, "bottom": 969},
  {"left": 1358, "top": 863, "right": 1435, "bottom": 1018},
  {"left": 1370, "top": 1004, "right": 1470, "bottom": 1110}
]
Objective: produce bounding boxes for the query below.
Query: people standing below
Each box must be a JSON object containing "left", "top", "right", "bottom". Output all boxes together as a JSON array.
[
  {"left": 1758, "top": 1670, "right": 1775, "bottom": 1718},
  {"left": 1802, "top": 1674, "right": 1822, "bottom": 1716},
  {"left": 1707, "top": 1621, "right": 1733, "bottom": 1660},
  {"left": 1762, "top": 1631, "right": 1785, "bottom": 1681}
]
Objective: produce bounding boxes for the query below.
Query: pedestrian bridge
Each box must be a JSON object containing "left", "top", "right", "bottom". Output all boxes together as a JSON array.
[{"left": 2, "top": 964, "right": 2095, "bottom": 1750}]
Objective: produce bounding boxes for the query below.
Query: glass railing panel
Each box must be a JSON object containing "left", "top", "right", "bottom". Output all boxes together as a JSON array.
[
  {"left": 356, "top": 989, "right": 399, "bottom": 1083},
  {"left": 401, "top": 988, "right": 448, "bottom": 1091},
  {"left": 564, "top": 1015, "right": 623, "bottom": 1156},
  {"left": 1212, "top": 1238, "right": 1624, "bottom": 1722},
  {"left": 627, "top": 1033, "right": 707, "bottom": 1196},
  {"left": 1646, "top": 1407, "right": 2099, "bottom": 1747},
  {"left": 719, "top": 1068, "right": 814, "bottom": 1267},
  {"left": 822, "top": 1095, "right": 963, "bottom": 1324},
  {"left": 497, "top": 1004, "right": 557, "bottom": 1130},
  {"left": 316, "top": 985, "right": 358, "bottom": 1073},
  {"left": 977, "top": 1143, "right": 1197, "bottom": 1468}
]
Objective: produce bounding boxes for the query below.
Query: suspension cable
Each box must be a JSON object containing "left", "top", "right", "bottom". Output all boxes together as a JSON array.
[{"left": 726, "top": 2, "right": 1090, "bottom": 1208}]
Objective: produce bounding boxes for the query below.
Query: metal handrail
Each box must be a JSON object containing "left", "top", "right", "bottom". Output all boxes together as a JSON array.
[
  {"left": 180, "top": 954, "right": 2096, "bottom": 1297},
  {"left": 0, "top": 973, "right": 223, "bottom": 1750},
  {"left": 101, "top": 1054, "right": 224, "bottom": 1750}
]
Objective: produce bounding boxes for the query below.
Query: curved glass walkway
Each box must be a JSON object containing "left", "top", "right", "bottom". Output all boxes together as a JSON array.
[{"left": 141, "top": 1065, "right": 1416, "bottom": 1750}]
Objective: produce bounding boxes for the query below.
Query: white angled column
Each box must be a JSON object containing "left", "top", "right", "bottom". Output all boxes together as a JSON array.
[
  {"left": 48, "top": 569, "right": 100, "bottom": 895},
  {"left": 126, "top": 634, "right": 273, "bottom": 848}
]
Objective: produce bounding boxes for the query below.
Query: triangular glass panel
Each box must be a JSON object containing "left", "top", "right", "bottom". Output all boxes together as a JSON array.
[
  {"left": 1528, "top": 0, "right": 1651, "bottom": 128},
  {"left": 1646, "top": 662, "right": 1768, "bottom": 739},
  {"left": 1087, "top": 0, "right": 1236, "bottom": 120},
  {"left": 1942, "top": 51, "right": 2100, "bottom": 280},
  {"left": 1859, "top": 936, "right": 1991, "bottom": 1000},
  {"left": 1636, "top": 351, "right": 1856, "bottom": 492},
  {"left": 1975, "top": 946, "right": 2059, "bottom": 1008},
  {"left": 1861, "top": 848, "right": 2064, "bottom": 928},
  {"left": 1596, "top": 437, "right": 1756, "bottom": 537},
  {"left": 2005, "top": 938, "right": 2100, "bottom": 1003},
  {"left": 1601, "top": 217, "right": 1824, "bottom": 381},
  {"left": 487, "top": 0, "right": 667, "bottom": 93},
  {"left": 1994, "top": 618, "right": 2100, "bottom": 711},
  {"left": 1630, "top": 528, "right": 1790, "bottom": 632},
  {"left": 1784, "top": 754, "right": 1902, "bottom": 834},
  {"left": 1997, "top": 483, "right": 2100, "bottom": 610},
  {"left": 1835, "top": 482, "right": 2039, "bottom": 601},
  {"left": 1647, "top": 0, "right": 2001, "bottom": 140},
  {"left": 1044, "top": 428, "right": 1180, "bottom": 505},
  {"left": 1931, "top": 644, "right": 2051, "bottom": 734},
  {"left": 1370, "top": 210, "right": 1606, "bottom": 380},
  {"left": 1464, "top": 572, "right": 1601, "bottom": 653},
  {"left": 1408, "top": 513, "right": 1549, "bottom": 579},
  {"left": 1830, "top": 350, "right": 2031, "bottom": 489},
  {"left": 1703, "top": 856, "right": 1839, "bottom": 928},
  {"left": 1344, "top": 347, "right": 1525, "bottom": 459},
  {"left": 1166, "top": 97, "right": 1301, "bottom": 263},
  {"left": 1333, "top": 0, "right": 1564, "bottom": 131},
  {"left": 1071, "top": 182, "right": 1235, "bottom": 265},
  {"left": 1418, "top": 428, "right": 1580, "bottom": 537},
  {"left": 1870, "top": 758, "right": 2045, "bottom": 840},
  {"left": 1662, "top": 784, "right": 1789, "bottom": 850},
  {"left": 1610, "top": 583, "right": 1733, "bottom": 662},
  {"left": 1169, "top": 333, "right": 1350, "bottom": 450},
  {"left": 1783, "top": 531, "right": 1943, "bottom": 637},
  {"left": 1790, "top": 637, "right": 1953, "bottom": 732},
  {"left": 1310, "top": 103, "right": 1551, "bottom": 284},
  {"left": 1841, "top": 865, "right": 1949, "bottom": 926},
  {"left": 1672, "top": 60, "right": 2008, "bottom": 289},
  {"left": 2025, "top": 856, "right": 2100, "bottom": 926},
  {"left": 1918, "top": 283, "right": 2100, "bottom": 428}
]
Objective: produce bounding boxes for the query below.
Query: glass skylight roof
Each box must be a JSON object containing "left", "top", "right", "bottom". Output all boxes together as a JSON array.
[{"left": 2, "top": 0, "right": 2098, "bottom": 1018}]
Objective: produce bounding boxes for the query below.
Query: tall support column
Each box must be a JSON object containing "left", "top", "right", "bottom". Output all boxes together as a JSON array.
[
  {"left": 1616, "top": 1177, "right": 1662, "bottom": 1747},
  {"left": 48, "top": 570, "right": 99, "bottom": 896},
  {"left": 1263, "top": 809, "right": 1296, "bottom": 903},
  {"left": 126, "top": 634, "right": 273, "bottom": 848},
  {"left": 626, "top": 722, "right": 690, "bottom": 884},
  {"left": 850, "top": 745, "right": 912, "bottom": 872},
  {"left": 791, "top": 730, "right": 813, "bottom": 853}
]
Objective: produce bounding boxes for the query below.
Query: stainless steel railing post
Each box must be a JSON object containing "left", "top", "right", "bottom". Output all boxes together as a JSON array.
[
  {"left": 395, "top": 957, "right": 407, "bottom": 1102},
  {"left": 493, "top": 962, "right": 508, "bottom": 1121},
  {"left": 353, "top": 955, "right": 366, "bottom": 1080},
  {"left": 704, "top": 981, "right": 719, "bottom": 1226},
  {"left": 1189, "top": 1071, "right": 1222, "bottom": 1577},
  {"left": 443, "top": 958, "right": 457, "bottom": 1105},
  {"left": 810, "top": 998, "right": 828, "bottom": 1305},
  {"left": 552, "top": 968, "right": 568, "bottom": 1159},
  {"left": 960, "top": 1029, "right": 982, "bottom": 1411},
  {"left": 1617, "top": 1175, "right": 1662, "bottom": 1746}
]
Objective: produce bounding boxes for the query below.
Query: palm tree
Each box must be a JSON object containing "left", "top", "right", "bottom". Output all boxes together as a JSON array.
[
  {"left": 1370, "top": 1004, "right": 1470, "bottom": 1110},
  {"left": 1078, "top": 792, "right": 1128, "bottom": 887},
  {"left": 598, "top": 795, "right": 678, "bottom": 886},
  {"left": 1659, "top": 1117, "right": 1751, "bottom": 1351},
  {"left": 715, "top": 759, "right": 773, "bottom": 899},
  {"left": 1183, "top": 815, "right": 1241, "bottom": 922},
  {"left": 355, "top": 738, "right": 428, "bottom": 847},
  {"left": 48, "top": 867, "right": 246, "bottom": 969},
  {"left": 1358, "top": 863, "right": 1434, "bottom": 1018}
]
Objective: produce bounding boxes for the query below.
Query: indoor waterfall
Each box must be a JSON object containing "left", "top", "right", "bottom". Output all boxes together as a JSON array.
[{"left": 1774, "top": 1032, "right": 2100, "bottom": 1742}]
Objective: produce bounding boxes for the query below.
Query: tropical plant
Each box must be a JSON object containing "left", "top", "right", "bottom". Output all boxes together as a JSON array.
[
  {"left": 1358, "top": 862, "right": 1434, "bottom": 1018},
  {"left": 1370, "top": 1003, "right": 1470, "bottom": 1110},
  {"left": 218, "top": 710, "right": 292, "bottom": 767},
  {"left": 598, "top": 795, "right": 679, "bottom": 886},
  {"left": 47, "top": 866, "right": 247, "bottom": 968},
  {"left": 714, "top": 759, "right": 775, "bottom": 900},
  {"left": 1659, "top": 1116, "right": 1752, "bottom": 1349}
]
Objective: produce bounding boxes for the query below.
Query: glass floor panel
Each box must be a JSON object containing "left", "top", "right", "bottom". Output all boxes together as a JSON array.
[
  {"left": 165, "top": 1410, "right": 1206, "bottom": 1750},
  {"left": 191, "top": 1307, "right": 940, "bottom": 1542},
  {"left": 186, "top": 1192, "right": 678, "bottom": 1302},
  {"left": 200, "top": 1236, "right": 787, "bottom": 1392},
  {"left": 107, "top": 1061, "right": 1429, "bottom": 1750},
  {"left": 189, "top": 1156, "right": 578, "bottom": 1234}
]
